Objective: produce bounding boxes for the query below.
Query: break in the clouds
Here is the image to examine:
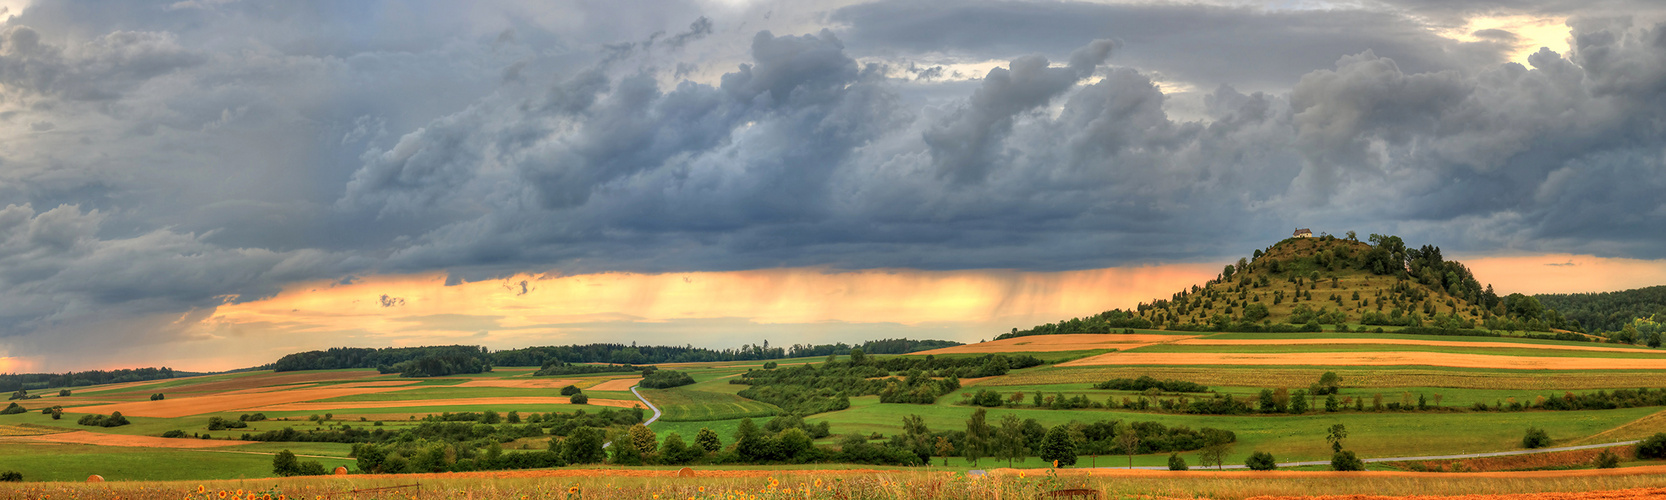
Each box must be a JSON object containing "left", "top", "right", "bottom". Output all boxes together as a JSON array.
[{"left": 2, "top": 0, "right": 1666, "bottom": 370}]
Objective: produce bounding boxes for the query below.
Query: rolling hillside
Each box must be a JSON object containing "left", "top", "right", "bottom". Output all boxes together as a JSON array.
[{"left": 1005, "top": 234, "right": 1581, "bottom": 339}]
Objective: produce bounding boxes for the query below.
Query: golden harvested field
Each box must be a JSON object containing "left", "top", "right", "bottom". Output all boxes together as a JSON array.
[
  {"left": 913, "top": 334, "right": 1193, "bottom": 354},
  {"left": 8, "top": 467, "right": 1666, "bottom": 500},
  {"left": 988, "top": 366, "right": 1666, "bottom": 389},
  {"left": 1176, "top": 338, "right": 1666, "bottom": 354},
  {"left": 1058, "top": 351, "right": 1666, "bottom": 370},
  {"left": 0, "top": 430, "right": 253, "bottom": 449},
  {"left": 0, "top": 424, "right": 68, "bottom": 436},
  {"left": 243, "top": 396, "right": 643, "bottom": 412},
  {"left": 67, "top": 385, "right": 423, "bottom": 418},
  {"left": 590, "top": 377, "right": 644, "bottom": 391}
]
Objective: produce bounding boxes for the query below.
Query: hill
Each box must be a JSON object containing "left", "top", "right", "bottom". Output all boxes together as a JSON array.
[
  {"left": 1537, "top": 285, "right": 1666, "bottom": 333},
  {"left": 1004, "top": 233, "right": 1579, "bottom": 338}
]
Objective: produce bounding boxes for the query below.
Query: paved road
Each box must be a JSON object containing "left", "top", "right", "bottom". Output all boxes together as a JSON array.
[
  {"left": 1098, "top": 440, "right": 1643, "bottom": 470},
  {"left": 603, "top": 385, "right": 661, "bottom": 449}
]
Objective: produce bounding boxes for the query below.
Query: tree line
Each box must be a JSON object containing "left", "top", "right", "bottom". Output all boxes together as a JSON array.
[
  {"left": 272, "top": 338, "right": 963, "bottom": 374},
  {"left": 0, "top": 367, "right": 177, "bottom": 393},
  {"left": 731, "top": 351, "right": 1042, "bottom": 415}
]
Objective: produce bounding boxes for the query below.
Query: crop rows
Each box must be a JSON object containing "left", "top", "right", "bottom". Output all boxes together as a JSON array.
[{"left": 992, "top": 366, "right": 1666, "bottom": 390}]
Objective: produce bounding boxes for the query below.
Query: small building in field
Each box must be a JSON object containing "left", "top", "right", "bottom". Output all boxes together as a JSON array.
[{"left": 1293, "top": 228, "right": 1313, "bottom": 238}]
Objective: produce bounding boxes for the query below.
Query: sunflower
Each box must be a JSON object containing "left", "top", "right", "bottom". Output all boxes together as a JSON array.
[
  {"left": 218, "top": 491, "right": 228, "bottom": 499},
  {"left": 197, "top": 485, "right": 206, "bottom": 494}
]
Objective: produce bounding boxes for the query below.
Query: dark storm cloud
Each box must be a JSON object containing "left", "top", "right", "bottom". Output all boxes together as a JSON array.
[
  {"left": 830, "top": 0, "right": 1511, "bottom": 90},
  {"left": 4, "top": 1, "right": 1666, "bottom": 368}
]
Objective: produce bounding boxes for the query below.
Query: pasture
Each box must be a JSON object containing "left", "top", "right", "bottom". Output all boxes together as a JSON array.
[{"left": 2, "top": 329, "right": 1665, "bottom": 487}]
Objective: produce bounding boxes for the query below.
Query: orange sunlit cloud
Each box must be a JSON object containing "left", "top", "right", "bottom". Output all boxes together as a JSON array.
[
  {"left": 1462, "top": 254, "right": 1666, "bottom": 295},
  {"left": 206, "top": 264, "right": 1222, "bottom": 339},
  {"left": 116, "top": 253, "right": 1663, "bottom": 372}
]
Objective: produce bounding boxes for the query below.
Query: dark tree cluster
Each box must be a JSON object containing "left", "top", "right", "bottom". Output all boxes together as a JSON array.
[
  {"left": 638, "top": 370, "right": 696, "bottom": 389},
  {"left": 1537, "top": 285, "right": 1666, "bottom": 333},
  {"left": 533, "top": 362, "right": 649, "bottom": 376},
  {"left": 0, "top": 367, "right": 176, "bottom": 393},
  {"left": 997, "top": 309, "right": 1152, "bottom": 340},
  {"left": 273, "top": 345, "right": 490, "bottom": 373},
  {"left": 732, "top": 353, "right": 1040, "bottom": 415},
  {"left": 379, "top": 354, "right": 492, "bottom": 378},
  {"left": 1093, "top": 376, "right": 1209, "bottom": 393},
  {"left": 77, "top": 411, "right": 130, "bottom": 427}
]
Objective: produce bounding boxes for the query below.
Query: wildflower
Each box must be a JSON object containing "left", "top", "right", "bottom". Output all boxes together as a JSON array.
[
  {"left": 1018, "top": 471, "right": 1027, "bottom": 478},
  {"left": 198, "top": 486, "right": 206, "bottom": 494},
  {"left": 698, "top": 487, "right": 705, "bottom": 493}
]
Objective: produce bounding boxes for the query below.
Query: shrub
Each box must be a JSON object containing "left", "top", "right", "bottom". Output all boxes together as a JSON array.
[
  {"left": 570, "top": 393, "right": 589, "bottom": 404},
  {"left": 1331, "top": 450, "right": 1365, "bottom": 471},
  {"left": 1522, "top": 427, "right": 1551, "bottom": 449},
  {"left": 1638, "top": 433, "right": 1666, "bottom": 459},
  {"left": 162, "top": 430, "right": 186, "bottom": 438},
  {"left": 0, "top": 471, "right": 19, "bottom": 482},
  {"left": 0, "top": 403, "right": 24, "bottom": 415},
  {"left": 297, "top": 461, "right": 328, "bottom": 476},
  {"left": 1245, "top": 451, "right": 1277, "bottom": 470},
  {"left": 1596, "top": 448, "right": 1621, "bottom": 469},
  {"left": 560, "top": 385, "right": 582, "bottom": 396},
  {"left": 150, "top": 393, "right": 165, "bottom": 401},
  {"left": 1167, "top": 453, "right": 1188, "bottom": 471},
  {"left": 763, "top": 362, "right": 778, "bottom": 369},
  {"left": 76, "top": 412, "right": 130, "bottom": 427},
  {"left": 273, "top": 450, "right": 302, "bottom": 476},
  {"left": 58, "top": 389, "right": 71, "bottom": 397}
]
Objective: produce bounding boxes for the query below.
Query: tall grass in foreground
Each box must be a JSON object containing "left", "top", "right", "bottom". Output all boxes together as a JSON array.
[{"left": 4, "top": 470, "right": 1666, "bottom": 500}]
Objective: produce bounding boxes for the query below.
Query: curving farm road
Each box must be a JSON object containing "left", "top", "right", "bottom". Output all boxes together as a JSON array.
[{"left": 603, "top": 385, "right": 662, "bottom": 449}]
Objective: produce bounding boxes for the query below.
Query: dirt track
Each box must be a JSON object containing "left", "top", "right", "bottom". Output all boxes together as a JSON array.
[
  {"left": 1177, "top": 338, "right": 1666, "bottom": 354},
  {"left": 0, "top": 430, "right": 253, "bottom": 449},
  {"left": 243, "top": 396, "right": 643, "bottom": 412},
  {"left": 1058, "top": 352, "right": 1666, "bottom": 370},
  {"left": 914, "top": 334, "right": 1194, "bottom": 355}
]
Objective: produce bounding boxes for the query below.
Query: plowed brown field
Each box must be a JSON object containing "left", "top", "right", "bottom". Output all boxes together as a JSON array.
[
  {"left": 0, "top": 430, "right": 252, "bottom": 448},
  {"left": 1058, "top": 351, "right": 1666, "bottom": 369},
  {"left": 1177, "top": 338, "right": 1666, "bottom": 354},
  {"left": 914, "top": 334, "right": 1194, "bottom": 355},
  {"left": 242, "top": 396, "right": 642, "bottom": 412}
]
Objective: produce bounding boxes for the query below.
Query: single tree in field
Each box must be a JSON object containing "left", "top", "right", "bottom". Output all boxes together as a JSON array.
[
  {"left": 963, "top": 408, "right": 992, "bottom": 466},
  {"left": 935, "top": 436, "right": 956, "bottom": 466},
  {"left": 629, "top": 424, "right": 658, "bottom": 456},
  {"left": 1115, "top": 423, "right": 1141, "bottom": 469},
  {"left": 1039, "top": 425, "right": 1078, "bottom": 467},
  {"left": 996, "top": 414, "right": 1026, "bottom": 467},
  {"left": 1326, "top": 424, "right": 1348, "bottom": 452},
  {"left": 1197, "top": 442, "right": 1231, "bottom": 470},
  {"left": 1245, "top": 451, "right": 1278, "bottom": 471},
  {"left": 1522, "top": 427, "right": 1552, "bottom": 449},
  {"left": 695, "top": 427, "right": 722, "bottom": 453}
]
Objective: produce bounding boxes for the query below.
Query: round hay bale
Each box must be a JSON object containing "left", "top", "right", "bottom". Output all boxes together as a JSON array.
[
  {"left": 87, "top": 474, "right": 104, "bottom": 482},
  {"left": 677, "top": 467, "right": 696, "bottom": 477},
  {"left": 333, "top": 466, "right": 348, "bottom": 475}
]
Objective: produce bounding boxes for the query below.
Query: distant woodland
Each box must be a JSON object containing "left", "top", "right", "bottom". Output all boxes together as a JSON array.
[
  {"left": 0, "top": 367, "right": 178, "bottom": 392},
  {"left": 1537, "top": 285, "right": 1666, "bottom": 333},
  {"left": 270, "top": 338, "right": 963, "bottom": 376}
]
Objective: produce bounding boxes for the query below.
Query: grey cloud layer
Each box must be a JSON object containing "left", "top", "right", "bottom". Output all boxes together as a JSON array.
[{"left": 1, "top": 1, "right": 1664, "bottom": 367}]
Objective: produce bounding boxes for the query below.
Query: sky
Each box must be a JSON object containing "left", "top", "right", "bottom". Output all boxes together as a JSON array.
[{"left": 2, "top": 0, "right": 1666, "bottom": 373}]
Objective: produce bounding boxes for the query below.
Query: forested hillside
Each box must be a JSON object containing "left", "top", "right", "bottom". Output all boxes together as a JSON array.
[
  {"left": 1537, "top": 285, "right": 1666, "bottom": 333},
  {"left": 1005, "top": 233, "right": 1578, "bottom": 339},
  {"left": 0, "top": 368, "right": 178, "bottom": 392}
]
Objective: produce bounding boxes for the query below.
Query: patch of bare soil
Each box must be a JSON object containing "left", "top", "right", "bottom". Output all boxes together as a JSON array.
[{"left": 0, "top": 430, "right": 252, "bottom": 448}]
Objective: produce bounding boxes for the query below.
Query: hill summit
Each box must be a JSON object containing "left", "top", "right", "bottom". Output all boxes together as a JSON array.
[{"left": 1003, "top": 233, "right": 1580, "bottom": 338}]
